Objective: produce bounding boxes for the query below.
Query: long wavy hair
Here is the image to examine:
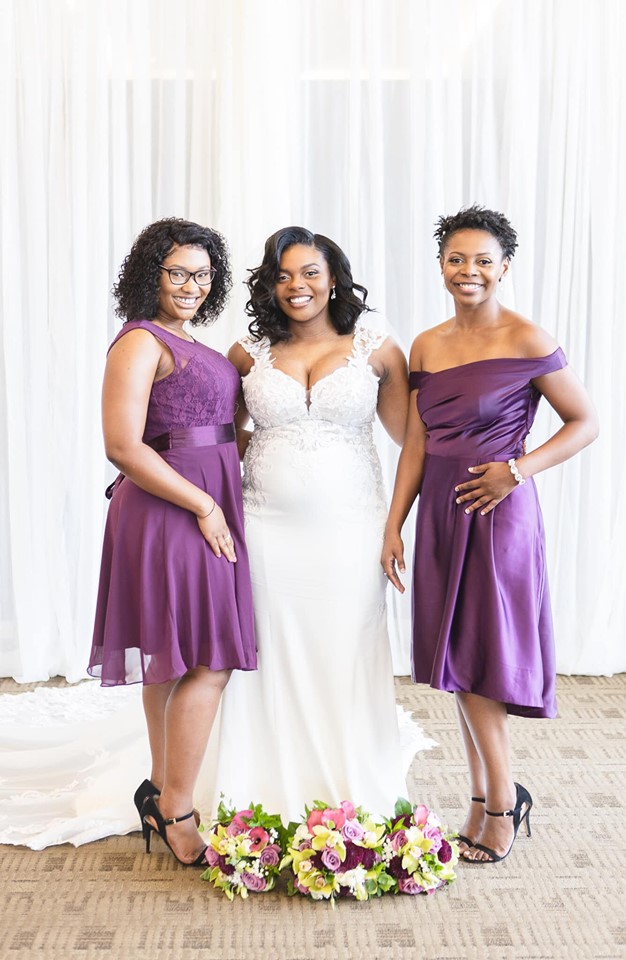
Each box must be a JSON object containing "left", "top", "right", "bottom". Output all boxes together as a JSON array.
[
  {"left": 113, "top": 218, "right": 233, "bottom": 326},
  {"left": 245, "top": 226, "right": 370, "bottom": 343}
]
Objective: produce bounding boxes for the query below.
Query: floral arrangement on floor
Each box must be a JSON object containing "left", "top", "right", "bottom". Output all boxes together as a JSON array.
[
  {"left": 281, "top": 801, "right": 395, "bottom": 903},
  {"left": 382, "top": 798, "right": 459, "bottom": 894},
  {"left": 201, "top": 799, "right": 287, "bottom": 900}
]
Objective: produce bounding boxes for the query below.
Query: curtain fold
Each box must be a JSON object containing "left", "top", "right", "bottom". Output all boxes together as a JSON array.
[{"left": 1, "top": 0, "right": 622, "bottom": 680}]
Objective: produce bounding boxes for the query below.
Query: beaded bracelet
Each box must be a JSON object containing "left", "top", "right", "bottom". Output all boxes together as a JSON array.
[
  {"left": 198, "top": 498, "right": 216, "bottom": 519},
  {"left": 507, "top": 459, "right": 526, "bottom": 485}
]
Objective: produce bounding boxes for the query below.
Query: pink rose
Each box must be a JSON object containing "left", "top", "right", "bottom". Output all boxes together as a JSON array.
[
  {"left": 242, "top": 871, "right": 267, "bottom": 892},
  {"left": 413, "top": 804, "right": 429, "bottom": 826},
  {"left": 226, "top": 809, "right": 253, "bottom": 836},
  {"left": 390, "top": 829, "right": 407, "bottom": 852},
  {"left": 340, "top": 801, "right": 356, "bottom": 819},
  {"left": 259, "top": 844, "right": 281, "bottom": 867},
  {"left": 249, "top": 826, "right": 269, "bottom": 852},
  {"left": 398, "top": 877, "right": 423, "bottom": 895},
  {"left": 322, "top": 808, "right": 346, "bottom": 830},
  {"left": 204, "top": 846, "right": 220, "bottom": 867},
  {"left": 307, "top": 809, "right": 325, "bottom": 832}
]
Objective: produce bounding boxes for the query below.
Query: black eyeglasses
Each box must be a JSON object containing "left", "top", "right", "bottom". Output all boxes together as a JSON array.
[{"left": 159, "top": 265, "right": 217, "bottom": 285}]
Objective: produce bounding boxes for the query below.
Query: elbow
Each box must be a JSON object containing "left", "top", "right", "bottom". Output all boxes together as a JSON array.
[{"left": 104, "top": 438, "right": 141, "bottom": 473}]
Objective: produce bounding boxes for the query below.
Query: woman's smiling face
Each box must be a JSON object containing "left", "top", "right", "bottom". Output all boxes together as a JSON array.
[{"left": 274, "top": 244, "right": 335, "bottom": 326}]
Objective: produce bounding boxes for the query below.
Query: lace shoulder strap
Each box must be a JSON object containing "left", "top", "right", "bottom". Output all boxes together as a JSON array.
[
  {"left": 352, "top": 317, "right": 388, "bottom": 363},
  {"left": 238, "top": 334, "right": 272, "bottom": 366}
]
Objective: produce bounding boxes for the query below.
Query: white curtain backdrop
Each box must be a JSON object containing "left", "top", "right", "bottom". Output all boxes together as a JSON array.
[{"left": 0, "top": 0, "right": 623, "bottom": 681}]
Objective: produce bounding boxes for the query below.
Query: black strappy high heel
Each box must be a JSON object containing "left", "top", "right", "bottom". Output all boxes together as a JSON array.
[
  {"left": 133, "top": 779, "right": 200, "bottom": 828},
  {"left": 466, "top": 782, "right": 533, "bottom": 864},
  {"left": 456, "top": 795, "right": 485, "bottom": 848},
  {"left": 141, "top": 795, "right": 208, "bottom": 867}
]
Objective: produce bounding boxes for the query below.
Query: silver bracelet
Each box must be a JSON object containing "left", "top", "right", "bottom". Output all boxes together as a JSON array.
[{"left": 507, "top": 459, "right": 526, "bottom": 485}]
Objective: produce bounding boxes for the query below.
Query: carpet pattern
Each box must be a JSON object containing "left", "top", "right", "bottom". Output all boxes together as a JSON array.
[{"left": 1, "top": 674, "right": 625, "bottom": 960}]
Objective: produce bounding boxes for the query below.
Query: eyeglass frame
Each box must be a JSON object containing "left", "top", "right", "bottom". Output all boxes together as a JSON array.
[{"left": 159, "top": 265, "right": 217, "bottom": 285}]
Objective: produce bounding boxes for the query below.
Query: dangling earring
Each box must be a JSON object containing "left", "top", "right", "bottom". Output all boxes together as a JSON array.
[{"left": 330, "top": 286, "right": 336, "bottom": 300}]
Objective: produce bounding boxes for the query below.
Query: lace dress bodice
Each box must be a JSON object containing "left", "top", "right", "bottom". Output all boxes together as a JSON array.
[{"left": 239, "top": 320, "right": 389, "bottom": 519}]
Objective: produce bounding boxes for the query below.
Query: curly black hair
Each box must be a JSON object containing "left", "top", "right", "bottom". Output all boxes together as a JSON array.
[
  {"left": 245, "top": 226, "right": 370, "bottom": 343},
  {"left": 434, "top": 204, "right": 518, "bottom": 260},
  {"left": 113, "top": 218, "right": 233, "bottom": 326}
]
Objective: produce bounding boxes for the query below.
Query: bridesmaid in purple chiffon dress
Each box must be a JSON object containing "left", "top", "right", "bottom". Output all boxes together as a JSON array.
[
  {"left": 88, "top": 219, "right": 256, "bottom": 866},
  {"left": 383, "top": 206, "right": 597, "bottom": 865}
]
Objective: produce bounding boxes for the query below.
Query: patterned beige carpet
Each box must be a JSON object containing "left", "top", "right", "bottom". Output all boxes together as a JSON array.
[{"left": 1, "top": 674, "right": 625, "bottom": 960}]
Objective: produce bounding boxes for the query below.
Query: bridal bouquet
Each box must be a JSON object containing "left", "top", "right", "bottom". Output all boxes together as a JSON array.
[
  {"left": 282, "top": 801, "right": 394, "bottom": 903},
  {"left": 382, "top": 798, "right": 459, "bottom": 894},
  {"left": 201, "top": 800, "right": 286, "bottom": 900}
]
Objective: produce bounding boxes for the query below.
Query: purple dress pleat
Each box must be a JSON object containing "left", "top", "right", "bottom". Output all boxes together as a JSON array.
[
  {"left": 409, "top": 348, "right": 567, "bottom": 718},
  {"left": 88, "top": 320, "right": 257, "bottom": 686}
]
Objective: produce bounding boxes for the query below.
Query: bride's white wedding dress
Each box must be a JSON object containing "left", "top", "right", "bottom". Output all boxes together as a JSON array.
[
  {"left": 205, "top": 318, "right": 432, "bottom": 821},
  {"left": 0, "top": 318, "right": 434, "bottom": 849}
]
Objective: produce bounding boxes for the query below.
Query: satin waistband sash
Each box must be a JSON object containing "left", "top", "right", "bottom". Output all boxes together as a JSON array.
[{"left": 146, "top": 423, "right": 236, "bottom": 451}]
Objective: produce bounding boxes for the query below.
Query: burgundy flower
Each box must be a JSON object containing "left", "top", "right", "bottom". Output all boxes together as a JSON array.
[
  {"left": 438, "top": 839, "right": 452, "bottom": 863},
  {"left": 387, "top": 856, "right": 409, "bottom": 880},
  {"left": 218, "top": 856, "right": 235, "bottom": 876},
  {"left": 341, "top": 843, "right": 362, "bottom": 871}
]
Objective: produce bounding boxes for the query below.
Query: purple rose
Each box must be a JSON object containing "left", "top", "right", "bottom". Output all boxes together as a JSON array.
[
  {"left": 204, "top": 847, "right": 220, "bottom": 867},
  {"left": 387, "top": 856, "right": 409, "bottom": 880},
  {"left": 342, "top": 820, "right": 365, "bottom": 842},
  {"left": 423, "top": 825, "right": 442, "bottom": 853},
  {"left": 398, "top": 877, "right": 423, "bottom": 895},
  {"left": 259, "top": 844, "right": 281, "bottom": 867},
  {"left": 242, "top": 871, "right": 267, "bottom": 892},
  {"left": 390, "top": 829, "right": 407, "bottom": 853},
  {"left": 321, "top": 847, "right": 342, "bottom": 872},
  {"left": 438, "top": 839, "right": 452, "bottom": 863}
]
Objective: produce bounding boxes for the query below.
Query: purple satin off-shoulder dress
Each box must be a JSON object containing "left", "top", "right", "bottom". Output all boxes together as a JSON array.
[
  {"left": 409, "top": 348, "right": 567, "bottom": 718},
  {"left": 88, "top": 320, "right": 257, "bottom": 686}
]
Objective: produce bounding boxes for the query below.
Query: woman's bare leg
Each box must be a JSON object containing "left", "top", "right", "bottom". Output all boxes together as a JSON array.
[
  {"left": 145, "top": 666, "right": 231, "bottom": 863},
  {"left": 456, "top": 692, "right": 516, "bottom": 861}
]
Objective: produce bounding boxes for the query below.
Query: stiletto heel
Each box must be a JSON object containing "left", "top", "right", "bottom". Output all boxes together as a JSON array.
[
  {"left": 141, "top": 795, "right": 208, "bottom": 868},
  {"left": 466, "top": 782, "right": 533, "bottom": 864},
  {"left": 456, "top": 796, "right": 485, "bottom": 849},
  {"left": 133, "top": 779, "right": 200, "bottom": 828}
]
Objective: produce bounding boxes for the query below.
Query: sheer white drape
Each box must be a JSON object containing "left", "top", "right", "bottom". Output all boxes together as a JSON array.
[{"left": 1, "top": 0, "right": 623, "bottom": 680}]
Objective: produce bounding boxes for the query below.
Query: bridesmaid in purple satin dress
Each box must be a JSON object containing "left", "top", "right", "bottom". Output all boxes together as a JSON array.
[
  {"left": 382, "top": 206, "right": 597, "bottom": 864},
  {"left": 88, "top": 219, "right": 256, "bottom": 866}
]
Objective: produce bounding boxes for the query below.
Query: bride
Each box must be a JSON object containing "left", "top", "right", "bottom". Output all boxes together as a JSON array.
[{"left": 207, "top": 226, "right": 420, "bottom": 821}]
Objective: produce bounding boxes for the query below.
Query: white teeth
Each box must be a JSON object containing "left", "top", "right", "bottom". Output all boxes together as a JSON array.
[
  {"left": 174, "top": 297, "right": 197, "bottom": 304},
  {"left": 289, "top": 297, "right": 311, "bottom": 304}
]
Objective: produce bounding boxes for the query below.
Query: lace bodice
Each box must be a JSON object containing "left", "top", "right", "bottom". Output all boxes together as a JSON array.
[
  {"left": 239, "top": 319, "right": 387, "bottom": 429},
  {"left": 239, "top": 319, "right": 389, "bottom": 516},
  {"left": 110, "top": 320, "right": 240, "bottom": 440}
]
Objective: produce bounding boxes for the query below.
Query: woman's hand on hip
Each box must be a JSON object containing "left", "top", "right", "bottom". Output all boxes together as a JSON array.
[
  {"left": 454, "top": 461, "right": 518, "bottom": 516},
  {"left": 197, "top": 505, "right": 237, "bottom": 561}
]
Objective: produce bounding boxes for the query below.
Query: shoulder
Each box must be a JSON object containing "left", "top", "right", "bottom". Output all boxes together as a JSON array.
[
  {"left": 507, "top": 315, "right": 560, "bottom": 358},
  {"left": 408, "top": 325, "right": 446, "bottom": 371},
  {"left": 108, "top": 324, "right": 164, "bottom": 360},
  {"left": 228, "top": 337, "right": 260, "bottom": 376}
]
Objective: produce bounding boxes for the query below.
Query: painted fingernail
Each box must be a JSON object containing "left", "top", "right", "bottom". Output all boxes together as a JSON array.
[
  {"left": 456, "top": 498, "right": 462, "bottom": 504},
  {"left": 465, "top": 508, "right": 470, "bottom": 514}
]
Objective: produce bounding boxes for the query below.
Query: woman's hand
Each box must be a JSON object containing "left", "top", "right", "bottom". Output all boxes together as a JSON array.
[
  {"left": 454, "top": 461, "right": 518, "bottom": 516},
  {"left": 197, "top": 504, "right": 237, "bottom": 561},
  {"left": 381, "top": 529, "right": 406, "bottom": 593}
]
